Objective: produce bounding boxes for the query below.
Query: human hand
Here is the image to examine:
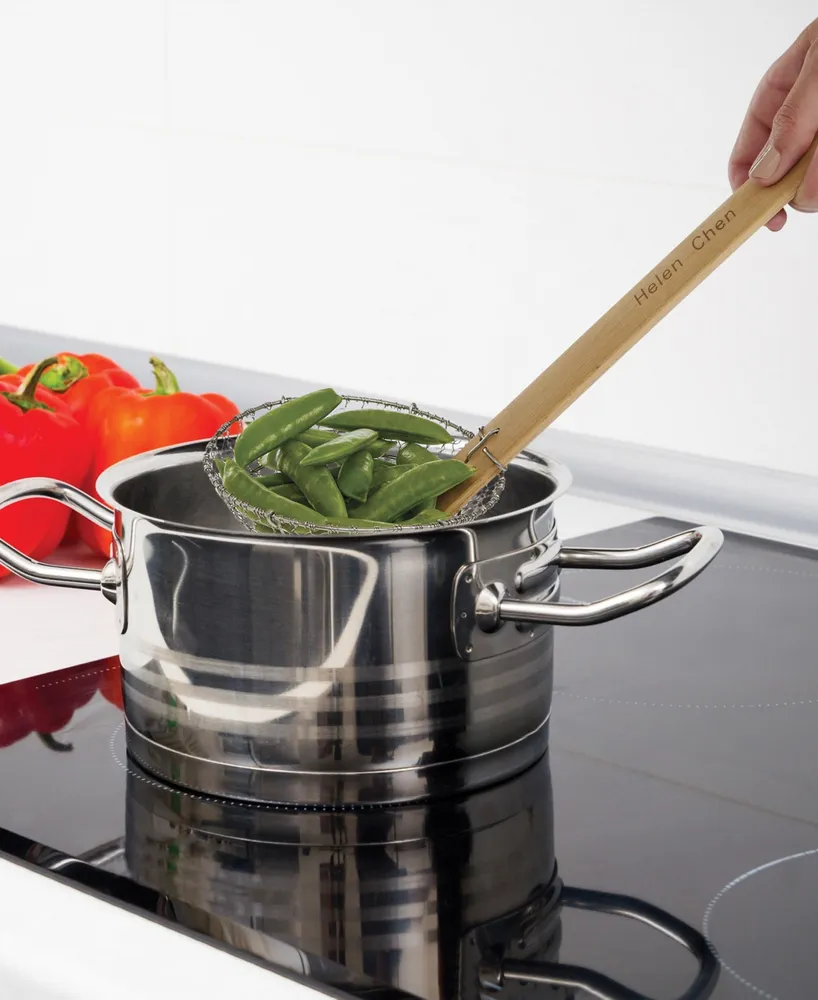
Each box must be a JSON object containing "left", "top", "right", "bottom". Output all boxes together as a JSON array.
[{"left": 729, "top": 19, "right": 818, "bottom": 231}]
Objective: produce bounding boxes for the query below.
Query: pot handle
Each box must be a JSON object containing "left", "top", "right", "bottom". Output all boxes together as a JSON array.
[
  {"left": 0, "top": 477, "right": 117, "bottom": 600},
  {"left": 479, "top": 886, "right": 719, "bottom": 1000},
  {"left": 475, "top": 526, "right": 723, "bottom": 630}
]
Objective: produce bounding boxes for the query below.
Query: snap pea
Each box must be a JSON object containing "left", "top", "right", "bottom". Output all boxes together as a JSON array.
[
  {"left": 321, "top": 409, "right": 453, "bottom": 445},
  {"left": 233, "top": 388, "right": 342, "bottom": 468},
  {"left": 402, "top": 508, "right": 448, "bottom": 525},
  {"left": 255, "top": 471, "right": 290, "bottom": 487},
  {"left": 277, "top": 440, "right": 348, "bottom": 518},
  {"left": 213, "top": 457, "right": 227, "bottom": 477},
  {"left": 268, "top": 482, "right": 308, "bottom": 503},
  {"left": 368, "top": 439, "right": 394, "bottom": 459},
  {"left": 337, "top": 449, "right": 374, "bottom": 502},
  {"left": 352, "top": 460, "right": 475, "bottom": 522},
  {"left": 297, "top": 428, "right": 337, "bottom": 447},
  {"left": 396, "top": 442, "right": 440, "bottom": 466},
  {"left": 300, "top": 428, "right": 378, "bottom": 468},
  {"left": 221, "top": 460, "right": 328, "bottom": 524},
  {"left": 372, "top": 460, "right": 409, "bottom": 490}
]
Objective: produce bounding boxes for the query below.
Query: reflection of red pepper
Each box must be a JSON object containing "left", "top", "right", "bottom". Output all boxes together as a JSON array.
[
  {"left": 79, "top": 357, "right": 240, "bottom": 556},
  {"left": 0, "top": 358, "right": 92, "bottom": 577},
  {"left": 0, "top": 665, "right": 101, "bottom": 751},
  {"left": 0, "top": 689, "right": 30, "bottom": 749},
  {"left": 97, "top": 657, "right": 125, "bottom": 710}
]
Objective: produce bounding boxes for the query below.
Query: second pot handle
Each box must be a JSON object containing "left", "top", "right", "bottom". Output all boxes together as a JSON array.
[
  {"left": 475, "top": 526, "right": 723, "bottom": 630},
  {"left": 0, "top": 477, "right": 117, "bottom": 600},
  {"left": 479, "top": 885, "right": 719, "bottom": 1000}
]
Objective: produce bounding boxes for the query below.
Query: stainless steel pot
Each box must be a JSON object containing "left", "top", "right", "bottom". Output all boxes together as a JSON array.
[{"left": 0, "top": 441, "right": 723, "bottom": 807}]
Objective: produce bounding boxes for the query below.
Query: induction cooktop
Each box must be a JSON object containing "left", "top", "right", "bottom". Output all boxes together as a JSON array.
[{"left": 1, "top": 516, "right": 816, "bottom": 1000}]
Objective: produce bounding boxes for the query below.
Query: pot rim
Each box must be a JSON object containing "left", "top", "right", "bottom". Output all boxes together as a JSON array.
[{"left": 96, "top": 438, "right": 574, "bottom": 540}]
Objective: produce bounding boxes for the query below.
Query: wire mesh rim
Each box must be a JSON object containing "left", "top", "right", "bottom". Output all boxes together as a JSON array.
[{"left": 203, "top": 394, "right": 506, "bottom": 537}]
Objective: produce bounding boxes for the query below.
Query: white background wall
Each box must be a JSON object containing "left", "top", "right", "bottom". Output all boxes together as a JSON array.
[{"left": 0, "top": 1, "right": 815, "bottom": 476}]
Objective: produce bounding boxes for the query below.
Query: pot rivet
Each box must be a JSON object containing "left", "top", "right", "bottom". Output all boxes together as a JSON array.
[
  {"left": 464, "top": 573, "right": 473, "bottom": 584},
  {"left": 460, "top": 611, "right": 468, "bottom": 619},
  {"left": 465, "top": 644, "right": 473, "bottom": 654}
]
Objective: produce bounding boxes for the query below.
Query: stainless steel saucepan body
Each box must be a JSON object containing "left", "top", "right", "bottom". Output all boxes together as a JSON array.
[{"left": 0, "top": 441, "right": 723, "bottom": 806}]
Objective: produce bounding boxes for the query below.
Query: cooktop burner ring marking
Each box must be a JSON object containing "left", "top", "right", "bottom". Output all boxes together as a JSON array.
[
  {"left": 554, "top": 691, "right": 818, "bottom": 710},
  {"left": 702, "top": 847, "right": 818, "bottom": 1000},
  {"left": 109, "top": 723, "right": 411, "bottom": 813}
]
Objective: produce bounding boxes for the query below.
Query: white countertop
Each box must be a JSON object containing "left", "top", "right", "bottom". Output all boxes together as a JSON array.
[{"left": 0, "top": 495, "right": 651, "bottom": 1000}]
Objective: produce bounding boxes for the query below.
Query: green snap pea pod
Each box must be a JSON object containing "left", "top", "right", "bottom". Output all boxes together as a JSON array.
[
  {"left": 372, "top": 461, "right": 410, "bottom": 490},
  {"left": 396, "top": 442, "right": 440, "bottom": 466},
  {"left": 321, "top": 409, "right": 453, "bottom": 445},
  {"left": 277, "top": 440, "right": 348, "bottom": 518},
  {"left": 213, "top": 457, "right": 227, "bottom": 477},
  {"left": 268, "top": 483, "right": 308, "bottom": 503},
  {"left": 337, "top": 449, "right": 374, "bottom": 502},
  {"left": 352, "top": 460, "right": 475, "bottom": 522},
  {"left": 297, "top": 428, "right": 338, "bottom": 447},
  {"left": 221, "top": 460, "right": 328, "bottom": 524},
  {"left": 233, "top": 388, "right": 342, "bottom": 467},
  {"left": 300, "top": 428, "right": 378, "bottom": 467},
  {"left": 402, "top": 508, "right": 449, "bottom": 525},
  {"left": 368, "top": 439, "right": 394, "bottom": 459},
  {"left": 255, "top": 471, "right": 290, "bottom": 487}
]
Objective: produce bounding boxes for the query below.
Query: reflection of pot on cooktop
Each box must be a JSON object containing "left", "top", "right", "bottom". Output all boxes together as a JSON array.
[{"left": 125, "top": 751, "right": 718, "bottom": 1000}]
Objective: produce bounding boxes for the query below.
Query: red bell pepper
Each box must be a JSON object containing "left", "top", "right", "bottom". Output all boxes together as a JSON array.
[
  {"left": 17, "top": 352, "right": 142, "bottom": 427},
  {"left": 78, "top": 357, "right": 240, "bottom": 556},
  {"left": 16, "top": 353, "right": 143, "bottom": 546},
  {"left": 0, "top": 358, "right": 92, "bottom": 577}
]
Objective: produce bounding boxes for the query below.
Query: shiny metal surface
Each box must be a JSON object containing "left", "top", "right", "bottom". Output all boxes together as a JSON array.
[
  {"left": 0, "top": 478, "right": 118, "bottom": 598},
  {"left": 125, "top": 751, "right": 717, "bottom": 1000},
  {"left": 479, "top": 887, "right": 719, "bottom": 1000},
  {"left": 0, "top": 441, "right": 722, "bottom": 807},
  {"left": 470, "top": 527, "right": 724, "bottom": 632}
]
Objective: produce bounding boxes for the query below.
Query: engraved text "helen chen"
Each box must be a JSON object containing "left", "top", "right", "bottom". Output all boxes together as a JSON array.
[
  {"left": 633, "top": 208, "right": 736, "bottom": 306},
  {"left": 633, "top": 259, "right": 683, "bottom": 306}
]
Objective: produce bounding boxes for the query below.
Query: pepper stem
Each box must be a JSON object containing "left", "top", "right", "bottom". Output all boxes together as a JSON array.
[
  {"left": 40, "top": 354, "right": 88, "bottom": 393},
  {"left": 150, "top": 357, "right": 180, "bottom": 395},
  {"left": 0, "top": 357, "right": 18, "bottom": 375},
  {"left": 37, "top": 732, "right": 74, "bottom": 752},
  {"left": 2, "top": 356, "right": 58, "bottom": 413}
]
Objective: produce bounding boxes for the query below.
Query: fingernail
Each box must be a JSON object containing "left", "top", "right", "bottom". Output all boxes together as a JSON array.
[{"left": 749, "top": 142, "right": 781, "bottom": 180}]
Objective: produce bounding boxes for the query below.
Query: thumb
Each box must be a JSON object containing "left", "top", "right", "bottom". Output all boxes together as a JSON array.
[{"left": 750, "top": 40, "right": 818, "bottom": 185}]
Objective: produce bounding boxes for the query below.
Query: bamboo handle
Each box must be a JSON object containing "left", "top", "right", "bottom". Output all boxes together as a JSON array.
[{"left": 440, "top": 138, "right": 818, "bottom": 515}]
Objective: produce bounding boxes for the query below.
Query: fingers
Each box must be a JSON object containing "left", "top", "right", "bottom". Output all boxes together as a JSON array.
[
  {"left": 749, "top": 38, "right": 818, "bottom": 201},
  {"left": 728, "top": 30, "right": 812, "bottom": 192}
]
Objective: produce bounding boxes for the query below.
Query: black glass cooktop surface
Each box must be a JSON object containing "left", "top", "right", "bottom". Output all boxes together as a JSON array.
[{"left": 1, "top": 516, "right": 817, "bottom": 1000}]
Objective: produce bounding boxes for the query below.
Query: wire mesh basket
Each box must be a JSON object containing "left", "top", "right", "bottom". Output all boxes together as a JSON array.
[{"left": 203, "top": 395, "right": 506, "bottom": 536}]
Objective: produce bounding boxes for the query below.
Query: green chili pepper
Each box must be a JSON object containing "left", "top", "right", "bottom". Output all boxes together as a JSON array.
[
  {"left": 277, "top": 440, "right": 348, "bottom": 518},
  {"left": 396, "top": 442, "right": 440, "bottom": 466},
  {"left": 221, "top": 460, "right": 328, "bottom": 524},
  {"left": 372, "top": 460, "right": 410, "bottom": 490},
  {"left": 402, "top": 508, "right": 449, "bottom": 525},
  {"left": 321, "top": 409, "right": 453, "bottom": 445},
  {"left": 233, "top": 388, "right": 342, "bottom": 467},
  {"left": 368, "top": 439, "right": 394, "bottom": 459},
  {"left": 337, "top": 449, "right": 374, "bottom": 502},
  {"left": 297, "top": 428, "right": 338, "bottom": 447},
  {"left": 352, "top": 460, "right": 475, "bottom": 522}
]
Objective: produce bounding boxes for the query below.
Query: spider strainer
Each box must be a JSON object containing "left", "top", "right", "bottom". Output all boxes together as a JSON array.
[{"left": 203, "top": 395, "right": 506, "bottom": 536}]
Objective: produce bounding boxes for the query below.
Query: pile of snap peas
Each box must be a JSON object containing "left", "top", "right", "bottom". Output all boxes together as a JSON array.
[{"left": 217, "top": 388, "right": 476, "bottom": 532}]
